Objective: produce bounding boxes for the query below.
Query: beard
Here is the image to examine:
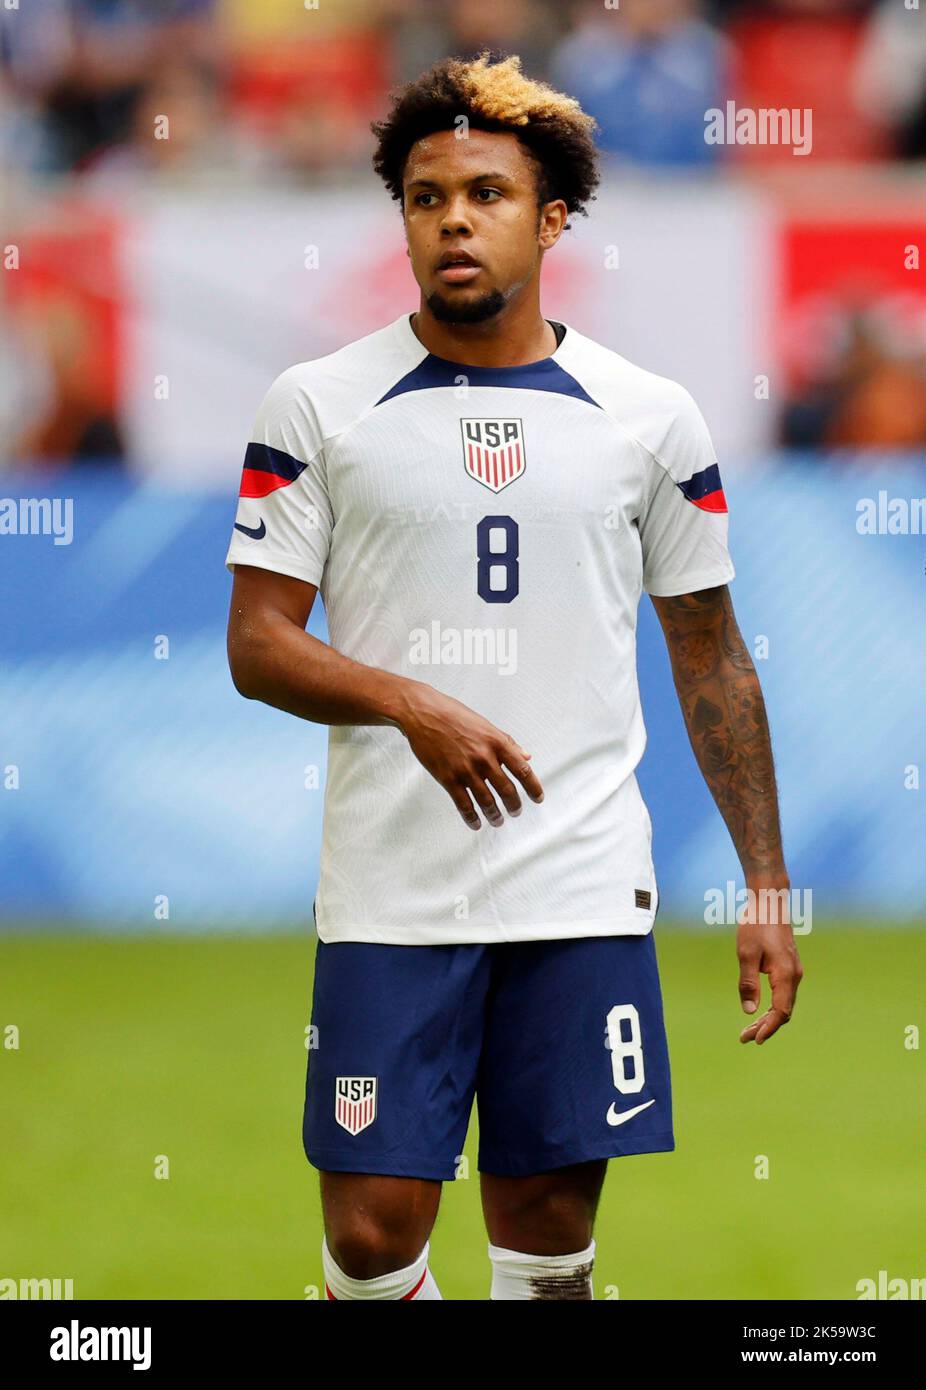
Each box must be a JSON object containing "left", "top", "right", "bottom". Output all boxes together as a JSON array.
[{"left": 425, "top": 286, "right": 507, "bottom": 325}]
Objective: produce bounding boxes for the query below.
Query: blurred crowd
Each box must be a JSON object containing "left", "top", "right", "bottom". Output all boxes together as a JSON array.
[
  {"left": 1, "top": 0, "right": 925, "bottom": 462},
  {"left": 1, "top": 0, "right": 925, "bottom": 181}
]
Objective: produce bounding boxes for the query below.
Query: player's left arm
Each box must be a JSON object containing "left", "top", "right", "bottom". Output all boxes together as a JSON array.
[{"left": 651, "top": 583, "right": 803, "bottom": 1046}]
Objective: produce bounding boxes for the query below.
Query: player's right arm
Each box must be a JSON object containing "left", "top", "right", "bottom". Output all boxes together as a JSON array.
[
  {"left": 226, "top": 562, "right": 543, "bottom": 830},
  {"left": 226, "top": 365, "right": 542, "bottom": 828}
]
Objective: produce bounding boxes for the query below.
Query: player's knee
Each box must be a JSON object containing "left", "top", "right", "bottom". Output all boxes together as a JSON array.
[
  {"left": 325, "top": 1213, "right": 425, "bottom": 1280},
  {"left": 493, "top": 1185, "right": 596, "bottom": 1253}
]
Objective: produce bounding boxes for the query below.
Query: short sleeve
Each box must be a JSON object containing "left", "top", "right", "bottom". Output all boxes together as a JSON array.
[
  {"left": 638, "top": 387, "right": 735, "bottom": 597},
  {"left": 225, "top": 365, "right": 333, "bottom": 587}
]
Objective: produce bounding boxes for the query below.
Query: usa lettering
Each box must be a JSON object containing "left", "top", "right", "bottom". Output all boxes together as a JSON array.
[{"left": 464, "top": 420, "right": 521, "bottom": 450}]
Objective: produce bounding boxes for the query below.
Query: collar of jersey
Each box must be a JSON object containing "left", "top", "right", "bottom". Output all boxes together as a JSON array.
[
  {"left": 377, "top": 311, "right": 599, "bottom": 409},
  {"left": 396, "top": 311, "right": 572, "bottom": 374}
]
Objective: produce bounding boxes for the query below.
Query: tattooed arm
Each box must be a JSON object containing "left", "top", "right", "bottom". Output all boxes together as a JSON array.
[{"left": 651, "top": 585, "right": 803, "bottom": 1045}]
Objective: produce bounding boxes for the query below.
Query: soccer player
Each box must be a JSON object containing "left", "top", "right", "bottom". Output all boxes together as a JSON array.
[{"left": 225, "top": 53, "right": 803, "bottom": 1301}]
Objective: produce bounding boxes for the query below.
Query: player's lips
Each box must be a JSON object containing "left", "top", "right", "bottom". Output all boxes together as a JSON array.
[{"left": 436, "top": 251, "right": 482, "bottom": 284}]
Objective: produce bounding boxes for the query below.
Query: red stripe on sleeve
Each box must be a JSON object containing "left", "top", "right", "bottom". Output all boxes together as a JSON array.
[
  {"left": 690, "top": 489, "right": 728, "bottom": 514},
  {"left": 239, "top": 468, "right": 295, "bottom": 499}
]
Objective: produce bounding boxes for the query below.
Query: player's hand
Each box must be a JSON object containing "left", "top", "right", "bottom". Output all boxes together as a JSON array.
[
  {"left": 735, "top": 882, "right": 803, "bottom": 1045},
  {"left": 398, "top": 682, "right": 544, "bottom": 829}
]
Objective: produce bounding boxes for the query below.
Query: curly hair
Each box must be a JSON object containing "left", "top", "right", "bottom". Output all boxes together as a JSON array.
[{"left": 371, "top": 52, "right": 600, "bottom": 227}]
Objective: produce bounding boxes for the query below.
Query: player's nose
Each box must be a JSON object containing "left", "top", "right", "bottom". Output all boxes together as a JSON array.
[{"left": 439, "top": 197, "right": 474, "bottom": 236}]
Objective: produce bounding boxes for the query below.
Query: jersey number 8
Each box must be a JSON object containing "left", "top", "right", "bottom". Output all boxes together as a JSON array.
[{"left": 477, "top": 515, "right": 519, "bottom": 604}]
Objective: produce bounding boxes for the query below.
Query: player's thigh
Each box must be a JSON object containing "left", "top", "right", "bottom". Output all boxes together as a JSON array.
[
  {"left": 476, "top": 932, "right": 674, "bottom": 1178},
  {"left": 304, "top": 938, "right": 490, "bottom": 1181},
  {"left": 320, "top": 1170, "right": 443, "bottom": 1278}
]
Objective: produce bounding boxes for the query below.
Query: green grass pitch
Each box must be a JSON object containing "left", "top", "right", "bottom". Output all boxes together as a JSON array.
[{"left": 1, "top": 924, "right": 923, "bottom": 1300}]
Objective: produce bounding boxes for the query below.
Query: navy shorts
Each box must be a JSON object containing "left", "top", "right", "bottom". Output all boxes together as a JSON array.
[{"left": 303, "top": 931, "right": 674, "bottom": 1180}]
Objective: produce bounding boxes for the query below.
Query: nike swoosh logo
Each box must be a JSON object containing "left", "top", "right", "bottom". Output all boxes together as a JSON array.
[
  {"left": 234, "top": 519, "right": 266, "bottom": 540},
  {"left": 606, "top": 1098, "right": 656, "bottom": 1127}
]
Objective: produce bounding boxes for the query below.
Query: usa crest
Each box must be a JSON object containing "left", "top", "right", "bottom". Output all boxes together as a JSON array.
[
  {"left": 334, "top": 1077, "right": 377, "bottom": 1135},
  {"left": 461, "top": 418, "right": 526, "bottom": 493}
]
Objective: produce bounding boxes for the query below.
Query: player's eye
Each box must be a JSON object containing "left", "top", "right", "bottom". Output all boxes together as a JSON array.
[
  {"left": 415, "top": 192, "right": 439, "bottom": 207},
  {"left": 475, "top": 187, "right": 501, "bottom": 202}
]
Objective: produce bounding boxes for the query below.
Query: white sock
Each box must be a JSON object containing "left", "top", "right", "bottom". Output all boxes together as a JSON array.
[
  {"left": 488, "top": 1239, "right": 596, "bottom": 1300},
  {"left": 322, "top": 1236, "right": 442, "bottom": 1300}
]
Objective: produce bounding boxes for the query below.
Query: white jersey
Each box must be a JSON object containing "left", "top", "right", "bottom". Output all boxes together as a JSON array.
[{"left": 225, "top": 312, "right": 735, "bottom": 945}]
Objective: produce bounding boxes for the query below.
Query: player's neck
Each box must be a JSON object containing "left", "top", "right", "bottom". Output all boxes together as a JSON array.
[{"left": 409, "top": 304, "right": 558, "bottom": 369}]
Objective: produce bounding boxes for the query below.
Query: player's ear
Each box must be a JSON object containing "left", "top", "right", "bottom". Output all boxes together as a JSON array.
[{"left": 539, "top": 199, "right": 567, "bottom": 253}]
